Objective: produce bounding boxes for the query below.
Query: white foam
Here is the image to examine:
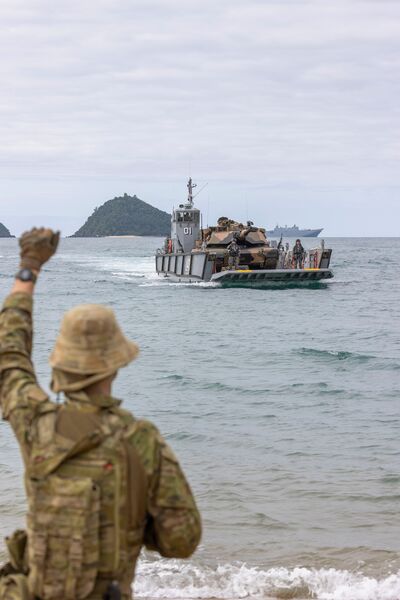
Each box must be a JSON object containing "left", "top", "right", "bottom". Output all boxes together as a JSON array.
[
  {"left": 59, "top": 253, "right": 156, "bottom": 280},
  {"left": 59, "top": 251, "right": 224, "bottom": 286},
  {"left": 134, "top": 559, "right": 400, "bottom": 600},
  {"left": 59, "top": 252, "right": 222, "bottom": 286},
  {"left": 139, "top": 279, "right": 219, "bottom": 288}
]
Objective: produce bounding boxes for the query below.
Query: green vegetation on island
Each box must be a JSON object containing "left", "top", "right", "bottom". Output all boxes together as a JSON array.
[
  {"left": 0, "top": 223, "right": 14, "bottom": 238},
  {"left": 72, "top": 194, "right": 171, "bottom": 237}
]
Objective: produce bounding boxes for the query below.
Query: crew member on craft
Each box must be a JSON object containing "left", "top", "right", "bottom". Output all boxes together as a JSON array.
[
  {"left": 292, "top": 239, "right": 305, "bottom": 269},
  {"left": 227, "top": 235, "right": 240, "bottom": 270}
]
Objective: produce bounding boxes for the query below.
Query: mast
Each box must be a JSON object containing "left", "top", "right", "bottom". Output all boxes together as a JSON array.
[{"left": 187, "top": 177, "right": 197, "bottom": 207}]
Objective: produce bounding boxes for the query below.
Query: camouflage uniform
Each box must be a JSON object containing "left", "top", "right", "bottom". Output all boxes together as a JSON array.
[
  {"left": 292, "top": 241, "right": 305, "bottom": 269},
  {"left": 0, "top": 292, "right": 201, "bottom": 599},
  {"left": 227, "top": 239, "right": 239, "bottom": 270}
]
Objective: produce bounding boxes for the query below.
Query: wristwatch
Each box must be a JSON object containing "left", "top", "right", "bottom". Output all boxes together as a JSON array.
[{"left": 15, "top": 268, "right": 37, "bottom": 283}]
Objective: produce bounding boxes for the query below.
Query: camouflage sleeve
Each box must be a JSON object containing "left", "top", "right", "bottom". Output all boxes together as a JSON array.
[
  {"left": 128, "top": 420, "right": 202, "bottom": 558},
  {"left": 0, "top": 292, "right": 51, "bottom": 462}
]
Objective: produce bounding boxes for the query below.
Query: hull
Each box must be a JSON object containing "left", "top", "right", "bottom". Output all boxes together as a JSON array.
[
  {"left": 211, "top": 268, "right": 333, "bottom": 287},
  {"left": 266, "top": 228, "right": 323, "bottom": 237},
  {"left": 155, "top": 253, "right": 333, "bottom": 288},
  {"left": 156, "top": 252, "right": 213, "bottom": 282}
]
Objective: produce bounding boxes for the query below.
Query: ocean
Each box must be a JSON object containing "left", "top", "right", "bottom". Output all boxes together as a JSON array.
[{"left": 0, "top": 236, "right": 399, "bottom": 600}]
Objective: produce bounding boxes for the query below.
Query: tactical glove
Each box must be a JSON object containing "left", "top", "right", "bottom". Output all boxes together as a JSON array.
[{"left": 19, "top": 227, "right": 60, "bottom": 271}]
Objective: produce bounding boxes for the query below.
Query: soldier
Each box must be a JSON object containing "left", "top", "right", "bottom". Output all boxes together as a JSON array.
[
  {"left": 277, "top": 243, "right": 286, "bottom": 269},
  {"left": 227, "top": 235, "right": 240, "bottom": 270},
  {"left": 292, "top": 238, "right": 305, "bottom": 269},
  {"left": 0, "top": 228, "right": 201, "bottom": 600}
]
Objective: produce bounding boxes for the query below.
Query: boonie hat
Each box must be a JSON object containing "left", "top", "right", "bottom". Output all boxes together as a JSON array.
[{"left": 50, "top": 304, "right": 139, "bottom": 374}]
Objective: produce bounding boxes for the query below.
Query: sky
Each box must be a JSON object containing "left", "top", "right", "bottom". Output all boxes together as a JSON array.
[{"left": 0, "top": 0, "right": 399, "bottom": 236}]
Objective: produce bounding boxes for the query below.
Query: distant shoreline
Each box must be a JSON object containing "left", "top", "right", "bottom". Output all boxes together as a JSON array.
[{"left": 68, "top": 234, "right": 166, "bottom": 238}]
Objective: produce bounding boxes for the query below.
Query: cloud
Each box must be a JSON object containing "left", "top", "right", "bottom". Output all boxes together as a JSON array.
[{"left": 0, "top": 0, "right": 399, "bottom": 235}]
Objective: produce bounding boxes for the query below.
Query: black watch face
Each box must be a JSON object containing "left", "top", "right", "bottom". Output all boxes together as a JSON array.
[{"left": 18, "top": 269, "right": 34, "bottom": 282}]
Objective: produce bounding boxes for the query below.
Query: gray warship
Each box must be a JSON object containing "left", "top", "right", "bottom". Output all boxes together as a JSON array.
[
  {"left": 155, "top": 179, "right": 333, "bottom": 287},
  {"left": 266, "top": 225, "right": 323, "bottom": 237}
]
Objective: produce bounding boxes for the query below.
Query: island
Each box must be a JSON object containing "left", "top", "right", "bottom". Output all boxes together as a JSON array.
[
  {"left": 72, "top": 194, "right": 171, "bottom": 237},
  {"left": 0, "top": 223, "right": 14, "bottom": 238}
]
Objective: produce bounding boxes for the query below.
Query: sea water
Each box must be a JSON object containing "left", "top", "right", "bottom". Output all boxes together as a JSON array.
[{"left": 0, "top": 236, "right": 399, "bottom": 600}]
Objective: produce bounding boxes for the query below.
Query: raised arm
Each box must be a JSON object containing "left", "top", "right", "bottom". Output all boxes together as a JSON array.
[{"left": 0, "top": 228, "right": 59, "bottom": 462}]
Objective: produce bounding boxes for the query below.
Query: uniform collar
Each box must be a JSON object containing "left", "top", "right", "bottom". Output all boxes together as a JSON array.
[{"left": 65, "top": 392, "right": 122, "bottom": 409}]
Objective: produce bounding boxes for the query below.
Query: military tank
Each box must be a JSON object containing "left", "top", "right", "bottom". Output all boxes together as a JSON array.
[{"left": 155, "top": 179, "right": 333, "bottom": 287}]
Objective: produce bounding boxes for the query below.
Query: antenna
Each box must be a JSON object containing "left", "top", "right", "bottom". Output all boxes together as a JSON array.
[{"left": 193, "top": 182, "right": 208, "bottom": 199}]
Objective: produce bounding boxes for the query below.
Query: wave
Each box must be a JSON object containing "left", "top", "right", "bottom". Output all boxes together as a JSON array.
[
  {"left": 134, "top": 559, "right": 400, "bottom": 600},
  {"left": 67, "top": 254, "right": 219, "bottom": 287},
  {"left": 199, "top": 381, "right": 271, "bottom": 395},
  {"left": 58, "top": 254, "right": 157, "bottom": 280},
  {"left": 139, "top": 279, "right": 220, "bottom": 288},
  {"left": 297, "top": 348, "right": 375, "bottom": 363},
  {"left": 160, "top": 374, "right": 272, "bottom": 396}
]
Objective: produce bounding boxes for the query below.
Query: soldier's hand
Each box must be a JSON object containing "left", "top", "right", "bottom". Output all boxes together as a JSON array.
[{"left": 19, "top": 227, "right": 60, "bottom": 271}]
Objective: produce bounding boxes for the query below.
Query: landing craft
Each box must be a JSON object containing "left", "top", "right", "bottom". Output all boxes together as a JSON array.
[{"left": 155, "top": 180, "right": 333, "bottom": 287}]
